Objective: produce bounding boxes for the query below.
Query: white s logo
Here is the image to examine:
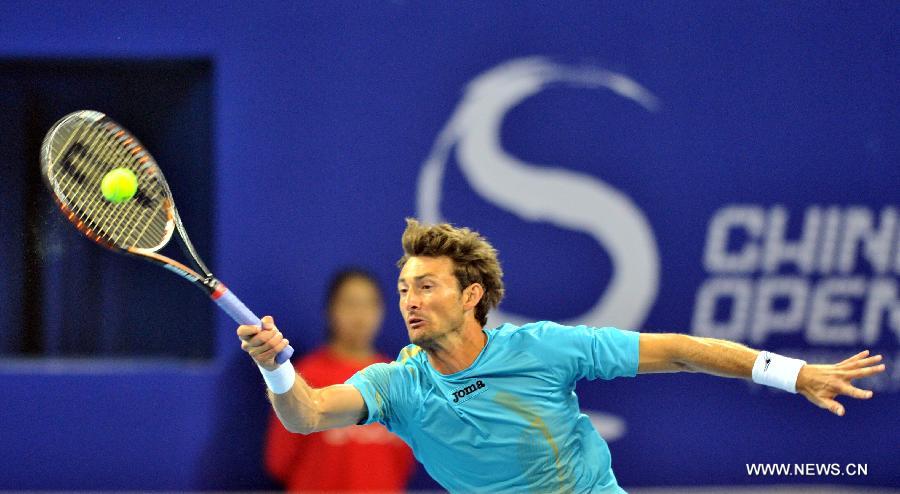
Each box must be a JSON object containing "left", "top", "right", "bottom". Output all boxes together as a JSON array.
[{"left": 418, "top": 57, "right": 660, "bottom": 330}]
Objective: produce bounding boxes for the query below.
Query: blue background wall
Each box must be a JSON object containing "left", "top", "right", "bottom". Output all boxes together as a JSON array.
[{"left": 1, "top": 1, "right": 897, "bottom": 490}]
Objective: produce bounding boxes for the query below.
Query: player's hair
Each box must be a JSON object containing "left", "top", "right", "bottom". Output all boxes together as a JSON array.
[
  {"left": 324, "top": 268, "right": 383, "bottom": 341},
  {"left": 397, "top": 218, "right": 504, "bottom": 326}
]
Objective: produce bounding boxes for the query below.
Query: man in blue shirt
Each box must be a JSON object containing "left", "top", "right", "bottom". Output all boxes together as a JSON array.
[{"left": 238, "top": 219, "right": 885, "bottom": 493}]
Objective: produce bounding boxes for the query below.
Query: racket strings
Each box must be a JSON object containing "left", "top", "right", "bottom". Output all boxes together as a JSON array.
[
  {"left": 113, "top": 132, "right": 174, "bottom": 246},
  {"left": 52, "top": 117, "right": 104, "bottom": 200},
  {"left": 89, "top": 131, "right": 170, "bottom": 248},
  {"left": 82, "top": 125, "right": 161, "bottom": 242},
  {"left": 54, "top": 120, "right": 125, "bottom": 234},
  {"left": 77, "top": 129, "right": 150, "bottom": 241},
  {"left": 50, "top": 117, "right": 173, "bottom": 250},
  {"left": 54, "top": 121, "right": 147, "bottom": 240},
  {"left": 59, "top": 122, "right": 126, "bottom": 231}
]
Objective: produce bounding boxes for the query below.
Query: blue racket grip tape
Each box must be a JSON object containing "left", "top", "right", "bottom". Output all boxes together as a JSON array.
[{"left": 213, "top": 285, "right": 294, "bottom": 364}]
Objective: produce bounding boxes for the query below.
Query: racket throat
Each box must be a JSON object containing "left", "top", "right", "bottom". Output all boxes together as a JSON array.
[
  {"left": 200, "top": 275, "right": 224, "bottom": 295},
  {"left": 173, "top": 210, "right": 213, "bottom": 277}
]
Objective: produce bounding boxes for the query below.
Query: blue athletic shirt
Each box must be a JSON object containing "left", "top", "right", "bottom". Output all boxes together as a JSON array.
[{"left": 345, "top": 321, "right": 640, "bottom": 493}]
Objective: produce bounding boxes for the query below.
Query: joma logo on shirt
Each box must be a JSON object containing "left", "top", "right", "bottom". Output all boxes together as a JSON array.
[{"left": 452, "top": 380, "right": 486, "bottom": 403}]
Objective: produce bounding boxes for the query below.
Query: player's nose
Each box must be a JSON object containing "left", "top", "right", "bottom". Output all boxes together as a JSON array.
[{"left": 403, "top": 291, "right": 422, "bottom": 311}]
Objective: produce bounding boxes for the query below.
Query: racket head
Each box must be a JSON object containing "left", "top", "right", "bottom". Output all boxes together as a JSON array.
[{"left": 40, "top": 110, "right": 176, "bottom": 253}]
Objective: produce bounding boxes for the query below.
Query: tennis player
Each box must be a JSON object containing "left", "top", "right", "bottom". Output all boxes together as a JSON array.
[{"left": 237, "top": 219, "right": 885, "bottom": 493}]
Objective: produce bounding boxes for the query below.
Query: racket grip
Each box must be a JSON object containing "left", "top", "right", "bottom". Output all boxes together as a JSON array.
[{"left": 213, "top": 286, "right": 294, "bottom": 364}]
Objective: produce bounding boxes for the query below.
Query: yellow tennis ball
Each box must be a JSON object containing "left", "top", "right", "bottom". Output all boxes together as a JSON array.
[{"left": 100, "top": 168, "right": 138, "bottom": 203}]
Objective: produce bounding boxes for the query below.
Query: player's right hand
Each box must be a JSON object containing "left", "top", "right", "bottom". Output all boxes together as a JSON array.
[{"left": 237, "top": 315, "right": 290, "bottom": 371}]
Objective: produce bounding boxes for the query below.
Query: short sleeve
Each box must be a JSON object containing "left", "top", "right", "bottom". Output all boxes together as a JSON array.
[
  {"left": 345, "top": 345, "right": 422, "bottom": 433},
  {"left": 531, "top": 321, "right": 640, "bottom": 383},
  {"left": 346, "top": 363, "right": 399, "bottom": 425}
]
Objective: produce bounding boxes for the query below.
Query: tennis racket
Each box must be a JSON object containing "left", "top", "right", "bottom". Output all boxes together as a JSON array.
[{"left": 40, "top": 110, "right": 293, "bottom": 364}]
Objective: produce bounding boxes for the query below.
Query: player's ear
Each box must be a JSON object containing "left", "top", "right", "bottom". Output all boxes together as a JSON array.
[{"left": 462, "top": 283, "right": 484, "bottom": 310}]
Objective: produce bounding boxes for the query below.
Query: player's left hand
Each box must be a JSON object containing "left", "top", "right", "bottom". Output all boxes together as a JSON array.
[{"left": 795, "top": 350, "right": 885, "bottom": 416}]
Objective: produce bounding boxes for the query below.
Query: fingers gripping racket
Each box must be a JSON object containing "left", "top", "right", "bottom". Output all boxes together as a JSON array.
[{"left": 40, "top": 110, "right": 293, "bottom": 364}]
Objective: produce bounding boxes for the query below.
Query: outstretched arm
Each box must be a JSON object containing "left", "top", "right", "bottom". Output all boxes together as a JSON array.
[
  {"left": 238, "top": 316, "right": 368, "bottom": 434},
  {"left": 638, "top": 333, "right": 885, "bottom": 416}
]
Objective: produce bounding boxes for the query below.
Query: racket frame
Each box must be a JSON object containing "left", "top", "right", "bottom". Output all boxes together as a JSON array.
[{"left": 39, "top": 110, "right": 293, "bottom": 363}]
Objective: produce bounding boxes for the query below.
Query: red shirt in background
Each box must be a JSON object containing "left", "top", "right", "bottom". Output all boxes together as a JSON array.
[{"left": 265, "top": 347, "right": 416, "bottom": 492}]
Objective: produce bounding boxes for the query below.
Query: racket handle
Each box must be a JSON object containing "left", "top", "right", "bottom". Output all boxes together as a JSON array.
[{"left": 212, "top": 285, "right": 294, "bottom": 364}]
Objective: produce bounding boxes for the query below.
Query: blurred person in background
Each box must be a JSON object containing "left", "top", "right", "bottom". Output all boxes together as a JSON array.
[{"left": 264, "top": 269, "right": 415, "bottom": 492}]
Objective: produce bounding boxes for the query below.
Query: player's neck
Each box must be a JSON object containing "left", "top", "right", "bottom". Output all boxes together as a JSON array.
[{"left": 425, "top": 319, "right": 487, "bottom": 375}]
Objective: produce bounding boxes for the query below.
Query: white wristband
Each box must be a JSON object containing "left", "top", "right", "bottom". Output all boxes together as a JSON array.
[
  {"left": 751, "top": 351, "right": 806, "bottom": 393},
  {"left": 257, "top": 361, "right": 296, "bottom": 394}
]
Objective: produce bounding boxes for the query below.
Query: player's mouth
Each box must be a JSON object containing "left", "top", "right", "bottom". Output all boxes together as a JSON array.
[{"left": 408, "top": 316, "right": 426, "bottom": 329}]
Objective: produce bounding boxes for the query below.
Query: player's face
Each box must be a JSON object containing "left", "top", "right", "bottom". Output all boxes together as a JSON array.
[{"left": 397, "top": 256, "right": 466, "bottom": 347}]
